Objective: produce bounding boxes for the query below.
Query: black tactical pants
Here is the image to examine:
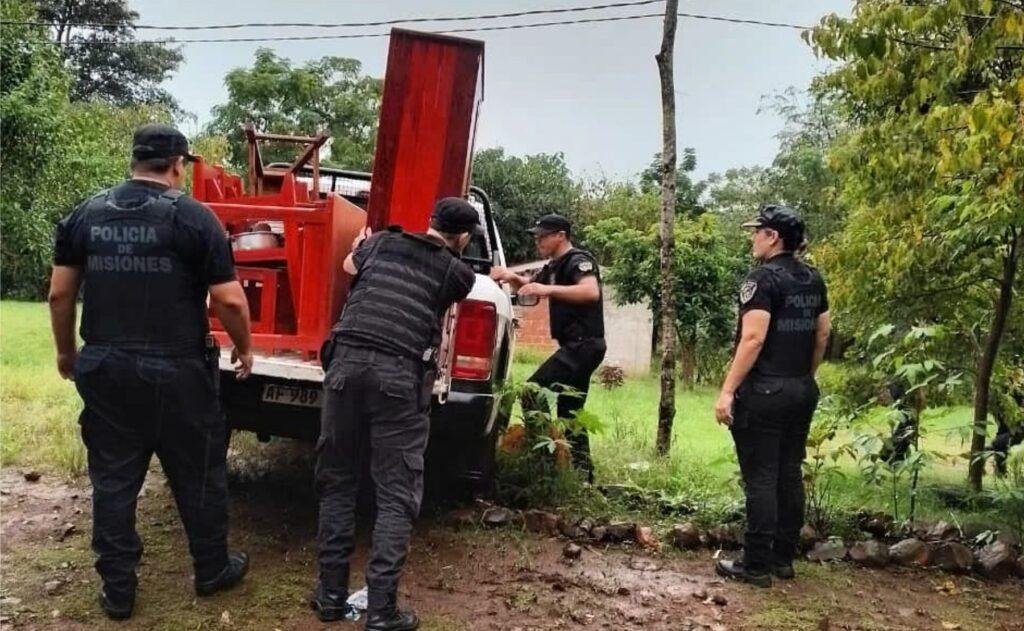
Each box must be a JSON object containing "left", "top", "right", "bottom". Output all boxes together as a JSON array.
[
  {"left": 315, "top": 345, "right": 431, "bottom": 612},
  {"left": 523, "top": 338, "right": 607, "bottom": 481},
  {"left": 730, "top": 374, "right": 819, "bottom": 573},
  {"left": 73, "top": 345, "right": 229, "bottom": 598}
]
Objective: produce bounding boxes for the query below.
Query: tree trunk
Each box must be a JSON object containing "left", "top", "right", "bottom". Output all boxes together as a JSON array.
[
  {"left": 655, "top": 0, "right": 679, "bottom": 456},
  {"left": 679, "top": 340, "right": 696, "bottom": 389},
  {"left": 968, "top": 227, "right": 1019, "bottom": 492}
]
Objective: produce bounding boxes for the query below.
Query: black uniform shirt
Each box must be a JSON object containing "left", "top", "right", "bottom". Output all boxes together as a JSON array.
[
  {"left": 53, "top": 180, "right": 236, "bottom": 355},
  {"left": 334, "top": 229, "right": 476, "bottom": 361},
  {"left": 736, "top": 252, "right": 828, "bottom": 377},
  {"left": 535, "top": 248, "right": 605, "bottom": 343}
]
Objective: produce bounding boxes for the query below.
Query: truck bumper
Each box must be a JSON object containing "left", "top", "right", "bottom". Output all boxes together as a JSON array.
[{"left": 426, "top": 390, "right": 504, "bottom": 497}]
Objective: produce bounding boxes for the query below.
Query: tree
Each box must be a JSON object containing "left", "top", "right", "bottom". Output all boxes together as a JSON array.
[
  {"left": 471, "top": 148, "right": 583, "bottom": 264},
  {"left": 640, "top": 148, "right": 706, "bottom": 218},
  {"left": 206, "top": 49, "right": 382, "bottom": 171},
  {"left": 810, "top": 0, "right": 1024, "bottom": 491},
  {"left": 34, "top": 0, "right": 183, "bottom": 110},
  {"left": 654, "top": 0, "right": 679, "bottom": 456},
  {"left": 1, "top": 0, "right": 72, "bottom": 297},
  {"left": 586, "top": 215, "right": 745, "bottom": 386}
]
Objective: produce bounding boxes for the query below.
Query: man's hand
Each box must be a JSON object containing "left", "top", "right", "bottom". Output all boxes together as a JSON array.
[
  {"left": 518, "top": 282, "right": 552, "bottom": 298},
  {"left": 56, "top": 351, "right": 77, "bottom": 380},
  {"left": 714, "top": 390, "right": 734, "bottom": 426},
  {"left": 230, "top": 347, "right": 253, "bottom": 380},
  {"left": 352, "top": 226, "right": 372, "bottom": 251},
  {"left": 489, "top": 266, "right": 510, "bottom": 282}
]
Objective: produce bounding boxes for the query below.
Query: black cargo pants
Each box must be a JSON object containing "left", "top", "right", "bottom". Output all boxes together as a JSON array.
[
  {"left": 315, "top": 345, "right": 432, "bottom": 611},
  {"left": 730, "top": 373, "right": 819, "bottom": 573},
  {"left": 73, "top": 345, "right": 229, "bottom": 598},
  {"left": 523, "top": 338, "right": 607, "bottom": 481}
]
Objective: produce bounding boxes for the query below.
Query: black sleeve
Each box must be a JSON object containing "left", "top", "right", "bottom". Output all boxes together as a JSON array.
[
  {"left": 531, "top": 263, "right": 551, "bottom": 285},
  {"left": 738, "top": 268, "right": 774, "bottom": 315},
  {"left": 564, "top": 253, "right": 599, "bottom": 285},
  {"left": 183, "top": 199, "right": 236, "bottom": 286},
  {"left": 446, "top": 260, "right": 476, "bottom": 306},
  {"left": 352, "top": 232, "right": 386, "bottom": 270},
  {"left": 52, "top": 206, "right": 86, "bottom": 266}
]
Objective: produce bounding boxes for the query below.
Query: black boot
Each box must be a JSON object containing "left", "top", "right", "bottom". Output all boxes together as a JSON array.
[
  {"left": 365, "top": 590, "right": 419, "bottom": 631},
  {"left": 309, "top": 568, "right": 356, "bottom": 622},
  {"left": 195, "top": 551, "right": 250, "bottom": 596},
  {"left": 772, "top": 562, "right": 795, "bottom": 579},
  {"left": 715, "top": 557, "right": 772, "bottom": 588},
  {"left": 99, "top": 586, "right": 135, "bottom": 620}
]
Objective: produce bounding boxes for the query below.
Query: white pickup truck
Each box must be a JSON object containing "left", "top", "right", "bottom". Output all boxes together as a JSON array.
[{"left": 218, "top": 166, "right": 516, "bottom": 496}]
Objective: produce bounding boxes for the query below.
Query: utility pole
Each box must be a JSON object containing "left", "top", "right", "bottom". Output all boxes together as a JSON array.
[{"left": 655, "top": 0, "right": 678, "bottom": 456}]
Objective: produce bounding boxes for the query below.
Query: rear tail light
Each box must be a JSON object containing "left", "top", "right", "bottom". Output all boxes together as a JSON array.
[{"left": 451, "top": 299, "right": 497, "bottom": 380}]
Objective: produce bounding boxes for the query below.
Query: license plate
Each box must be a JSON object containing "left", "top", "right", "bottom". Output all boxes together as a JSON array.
[{"left": 261, "top": 383, "right": 322, "bottom": 408}]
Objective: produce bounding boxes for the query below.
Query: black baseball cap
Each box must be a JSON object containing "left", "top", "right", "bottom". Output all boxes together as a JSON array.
[
  {"left": 431, "top": 197, "right": 481, "bottom": 234},
  {"left": 131, "top": 124, "right": 196, "bottom": 162},
  {"left": 527, "top": 213, "right": 571, "bottom": 237},
  {"left": 742, "top": 203, "right": 805, "bottom": 239}
]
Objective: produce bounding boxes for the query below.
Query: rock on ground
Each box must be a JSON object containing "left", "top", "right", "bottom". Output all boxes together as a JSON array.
[
  {"left": 889, "top": 538, "right": 931, "bottom": 567},
  {"left": 672, "top": 522, "right": 702, "bottom": 550},
  {"left": 849, "top": 540, "right": 889, "bottom": 568},
  {"left": 523, "top": 510, "right": 559, "bottom": 536},
  {"left": 974, "top": 541, "right": 1018, "bottom": 580},
  {"left": 799, "top": 524, "right": 820, "bottom": 551},
  {"left": 807, "top": 538, "right": 847, "bottom": 562},
  {"left": 925, "top": 521, "right": 959, "bottom": 541},
  {"left": 931, "top": 542, "right": 973, "bottom": 573}
]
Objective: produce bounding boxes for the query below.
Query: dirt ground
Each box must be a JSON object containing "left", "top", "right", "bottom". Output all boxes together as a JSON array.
[{"left": 2, "top": 462, "right": 1022, "bottom": 631}]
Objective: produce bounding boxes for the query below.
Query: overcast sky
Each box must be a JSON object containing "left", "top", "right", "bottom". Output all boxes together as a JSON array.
[{"left": 131, "top": 0, "right": 850, "bottom": 181}]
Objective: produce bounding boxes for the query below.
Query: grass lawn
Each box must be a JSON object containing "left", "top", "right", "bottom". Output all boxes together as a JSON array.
[{"left": 0, "top": 300, "right": 1013, "bottom": 533}]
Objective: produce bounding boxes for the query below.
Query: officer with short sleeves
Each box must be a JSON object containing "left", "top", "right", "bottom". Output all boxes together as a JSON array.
[
  {"left": 713, "top": 204, "right": 831, "bottom": 587},
  {"left": 490, "top": 214, "right": 606, "bottom": 482},
  {"left": 48, "top": 124, "right": 254, "bottom": 619}
]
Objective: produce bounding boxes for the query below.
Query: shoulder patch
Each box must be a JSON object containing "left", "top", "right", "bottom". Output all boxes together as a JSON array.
[
  {"left": 739, "top": 281, "right": 757, "bottom": 305},
  {"left": 577, "top": 260, "right": 594, "bottom": 273}
]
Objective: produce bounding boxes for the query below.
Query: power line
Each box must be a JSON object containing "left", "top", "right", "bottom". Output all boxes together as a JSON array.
[
  {"left": 3, "top": 0, "right": 665, "bottom": 31},
  {"left": 38, "top": 12, "right": 814, "bottom": 46}
]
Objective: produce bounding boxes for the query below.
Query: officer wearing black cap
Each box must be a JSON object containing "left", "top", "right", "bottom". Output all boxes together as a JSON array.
[
  {"left": 48, "top": 123, "right": 254, "bottom": 619},
  {"left": 712, "top": 203, "right": 830, "bottom": 587},
  {"left": 312, "top": 197, "right": 478, "bottom": 628},
  {"left": 490, "top": 214, "right": 605, "bottom": 482}
]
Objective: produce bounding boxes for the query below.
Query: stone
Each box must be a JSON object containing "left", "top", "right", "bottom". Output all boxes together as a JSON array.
[
  {"left": 23, "top": 471, "right": 41, "bottom": 482},
  {"left": 43, "top": 580, "right": 62, "bottom": 595},
  {"left": 711, "top": 594, "right": 728, "bottom": 606},
  {"left": 444, "top": 507, "right": 478, "bottom": 528},
  {"left": 590, "top": 526, "right": 607, "bottom": 542},
  {"left": 974, "top": 541, "right": 1017, "bottom": 580},
  {"left": 932, "top": 542, "right": 973, "bottom": 573},
  {"left": 603, "top": 522, "right": 637, "bottom": 543},
  {"left": 798, "top": 525, "right": 820, "bottom": 551},
  {"left": 706, "top": 525, "right": 741, "bottom": 549},
  {"left": 57, "top": 523, "right": 76, "bottom": 542},
  {"left": 849, "top": 540, "right": 889, "bottom": 567},
  {"left": 860, "top": 512, "right": 893, "bottom": 538},
  {"left": 691, "top": 588, "right": 708, "bottom": 601},
  {"left": 807, "top": 538, "right": 847, "bottom": 562},
  {"left": 563, "top": 542, "right": 582, "bottom": 560},
  {"left": 616, "top": 586, "right": 630, "bottom": 596},
  {"left": 926, "top": 520, "right": 959, "bottom": 541},
  {"left": 481, "top": 506, "right": 514, "bottom": 528},
  {"left": 635, "top": 525, "right": 659, "bottom": 550},
  {"left": 557, "top": 516, "right": 588, "bottom": 540},
  {"left": 889, "top": 538, "right": 931, "bottom": 566},
  {"left": 995, "top": 530, "right": 1022, "bottom": 549},
  {"left": 523, "top": 510, "right": 559, "bottom": 536},
  {"left": 671, "top": 523, "right": 702, "bottom": 550}
]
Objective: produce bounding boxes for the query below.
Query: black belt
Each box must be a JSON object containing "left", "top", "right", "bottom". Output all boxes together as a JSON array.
[{"left": 336, "top": 344, "right": 428, "bottom": 371}]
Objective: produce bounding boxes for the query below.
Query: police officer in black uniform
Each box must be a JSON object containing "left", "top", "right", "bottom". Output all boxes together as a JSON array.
[
  {"left": 713, "top": 204, "right": 831, "bottom": 587},
  {"left": 490, "top": 214, "right": 606, "bottom": 482},
  {"left": 311, "top": 198, "right": 478, "bottom": 629},
  {"left": 48, "top": 124, "right": 254, "bottom": 619}
]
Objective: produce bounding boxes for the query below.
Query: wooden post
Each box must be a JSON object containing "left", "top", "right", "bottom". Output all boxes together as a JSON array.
[{"left": 655, "top": 0, "right": 679, "bottom": 456}]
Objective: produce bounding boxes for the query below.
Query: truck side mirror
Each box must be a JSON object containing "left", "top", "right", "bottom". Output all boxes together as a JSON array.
[{"left": 514, "top": 293, "right": 540, "bottom": 307}]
